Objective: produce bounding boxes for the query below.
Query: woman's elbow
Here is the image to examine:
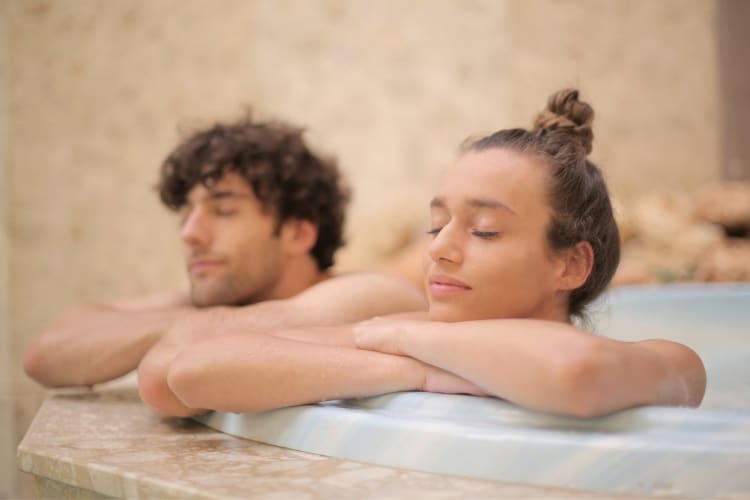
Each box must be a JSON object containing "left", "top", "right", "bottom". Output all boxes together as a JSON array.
[
  {"left": 137, "top": 357, "right": 201, "bottom": 418},
  {"left": 662, "top": 343, "right": 707, "bottom": 408},
  {"left": 168, "top": 344, "right": 287, "bottom": 414},
  {"left": 165, "top": 352, "right": 205, "bottom": 411},
  {"left": 545, "top": 341, "right": 616, "bottom": 418}
]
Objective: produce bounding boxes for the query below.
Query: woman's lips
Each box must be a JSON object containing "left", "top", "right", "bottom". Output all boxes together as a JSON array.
[{"left": 428, "top": 275, "right": 472, "bottom": 296}]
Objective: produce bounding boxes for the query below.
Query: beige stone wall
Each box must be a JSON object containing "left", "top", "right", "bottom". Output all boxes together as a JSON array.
[
  {"left": 505, "top": 0, "right": 719, "bottom": 198},
  {"left": 1, "top": 0, "right": 14, "bottom": 494},
  {"left": 3, "top": 0, "right": 719, "bottom": 496}
]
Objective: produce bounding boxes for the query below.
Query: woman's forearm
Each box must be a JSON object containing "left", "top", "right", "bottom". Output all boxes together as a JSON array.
[
  {"left": 377, "top": 319, "right": 703, "bottom": 417},
  {"left": 166, "top": 333, "right": 427, "bottom": 414}
]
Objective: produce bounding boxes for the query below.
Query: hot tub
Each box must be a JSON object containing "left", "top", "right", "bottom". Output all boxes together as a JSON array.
[{"left": 197, "top": 284, "right": 750, "bottom": 498}]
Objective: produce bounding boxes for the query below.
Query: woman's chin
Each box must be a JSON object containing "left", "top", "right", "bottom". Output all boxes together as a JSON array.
[{"left": 427, "top": 303, "right": 475, "bottom": 323}]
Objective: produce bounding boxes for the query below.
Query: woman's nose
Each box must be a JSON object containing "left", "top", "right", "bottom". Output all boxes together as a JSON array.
[
  {"left": 181, "top": 209, "right": 211, "bottom": 249},
  {"left": 427, "top": 225, "right": 463, "bottom": 265}
]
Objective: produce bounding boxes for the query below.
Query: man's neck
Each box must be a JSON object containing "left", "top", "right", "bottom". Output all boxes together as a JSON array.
[{"left": 267, "top": 256, "right": 330, "bottom": 301}]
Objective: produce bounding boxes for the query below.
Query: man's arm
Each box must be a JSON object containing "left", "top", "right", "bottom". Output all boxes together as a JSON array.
[
  {"left": 377, "top": 238, "right": 427, "bottom": 292},
  {"left": 23, "top": 291, "right": 193, "bottom": 387},
  {"left": 137, "top": 272, "right": 428, "bottom": 416},
  {"left": 354, "top": 318, "right": 707, "bottom": 417},
  {"left": 194, "top": 272, "right": 428, "bottom": 332}
]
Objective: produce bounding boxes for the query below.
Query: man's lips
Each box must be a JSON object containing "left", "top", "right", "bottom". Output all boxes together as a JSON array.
[
  {"left": 188, "top": 259, "right": 226, "bottom": 274},
  {"left": 428, "top": 274, "right": 472, "bottom": 295}
]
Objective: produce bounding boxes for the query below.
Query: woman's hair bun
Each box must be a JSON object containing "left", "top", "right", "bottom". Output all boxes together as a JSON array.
[{"left": 532, "top": 88, "right": 594, "bottom": 155}]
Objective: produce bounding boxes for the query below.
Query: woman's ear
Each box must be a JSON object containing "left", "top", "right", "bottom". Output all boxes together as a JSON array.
[
  {"left": 558, "top": 241, "right": 594, "bottom": 291},
  {"left": 279, "top": 219, "right": 319, "bottom": 257}
]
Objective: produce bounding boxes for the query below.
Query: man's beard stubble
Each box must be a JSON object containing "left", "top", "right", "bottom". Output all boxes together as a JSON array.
[{"left": 189, "top": 274, "right": 255, "bottom": 308}]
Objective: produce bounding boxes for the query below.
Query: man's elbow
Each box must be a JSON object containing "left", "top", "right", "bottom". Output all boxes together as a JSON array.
[
  {"left": 23, "top": 342, "right": 46, "bottom": 384},
  {"left": 23, "top": 338, "right": 62, "bottom": 387}
]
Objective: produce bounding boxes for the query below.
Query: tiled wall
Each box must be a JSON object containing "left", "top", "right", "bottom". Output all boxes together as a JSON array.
[{"left": 2, "top": 0, "right": 720, "bottom": 496}]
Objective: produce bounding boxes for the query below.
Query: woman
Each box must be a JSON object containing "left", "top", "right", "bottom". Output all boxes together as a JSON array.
[{"left": 154, "top": 89, "right": 706, "bottom": 418}]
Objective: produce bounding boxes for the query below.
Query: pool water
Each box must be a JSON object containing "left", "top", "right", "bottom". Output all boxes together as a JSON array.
[{"left": 590, "top": 284, "right": 750, "bottom": 409}]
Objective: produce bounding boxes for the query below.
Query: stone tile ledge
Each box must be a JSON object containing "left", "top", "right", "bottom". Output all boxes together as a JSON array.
[{"left": 17, "top": 380, "right": 626, "bottom": 499}]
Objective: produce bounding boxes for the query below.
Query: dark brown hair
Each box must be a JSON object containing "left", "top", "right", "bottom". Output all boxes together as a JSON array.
[
  {"left": 465, "top": 89, "right": 620, "bottom": 319},
  {"left": 158, "top": 113, "right": 350, "bottom": 270}
]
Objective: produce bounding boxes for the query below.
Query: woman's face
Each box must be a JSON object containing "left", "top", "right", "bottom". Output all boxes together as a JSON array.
[{"left": 425, "top": 148, "right": 569, "bottom": 323}]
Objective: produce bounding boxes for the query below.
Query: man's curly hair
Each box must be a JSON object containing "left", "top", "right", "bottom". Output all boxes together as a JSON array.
[{"left": 157, "top": 113, "right": 350, "bottom": 270}]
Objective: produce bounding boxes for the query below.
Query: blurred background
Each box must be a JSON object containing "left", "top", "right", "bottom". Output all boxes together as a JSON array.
[{"left": 1, "top": 0, "right": 748, "bottom": 496}]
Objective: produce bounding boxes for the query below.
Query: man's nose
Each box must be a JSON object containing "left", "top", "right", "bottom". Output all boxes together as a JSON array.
[
  {"left": 181, "top": 209, "right": 211, "bottom": 249},
  {"left": 427, "top": 224, "right": 463, "bottom": 265}
]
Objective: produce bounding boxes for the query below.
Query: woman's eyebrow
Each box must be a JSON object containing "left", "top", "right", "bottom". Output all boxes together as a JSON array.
[
  {"left": 466, "top": 197, "right": 516, "bottom": 214},
  {"left": 430, "top": 196, "right": 516, "bottom": 214}
]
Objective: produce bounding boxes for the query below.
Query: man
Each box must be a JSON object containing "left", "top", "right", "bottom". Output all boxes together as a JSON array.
[{"left": 23, "top": 114, "right": 426, "bottom": 399}]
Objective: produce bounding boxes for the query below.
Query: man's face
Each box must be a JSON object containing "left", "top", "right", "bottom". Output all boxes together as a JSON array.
[{"left": 180, "top": 172, "right": 284, "bottom": 307}]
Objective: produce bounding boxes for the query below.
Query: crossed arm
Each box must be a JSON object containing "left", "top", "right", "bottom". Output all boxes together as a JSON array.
[
  {"left": 163, "top": 317, "right": 706, "bottom": 418},
  {"left": 136, "top": 272, "right": 431, "bottom": 417},
  {"left": 24, "top": 272, "right": 427, "bottom": 389}
]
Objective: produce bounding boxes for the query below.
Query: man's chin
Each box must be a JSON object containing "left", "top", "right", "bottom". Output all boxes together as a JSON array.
[
  {"left": 191, "top": 297, "right": 225, "bottom": 308},
  {"left": 190, "top": 286, "right": 255, "bottom": 308},
  {"left": 191, "top": 288, "right": 236, "bottom": 308}
]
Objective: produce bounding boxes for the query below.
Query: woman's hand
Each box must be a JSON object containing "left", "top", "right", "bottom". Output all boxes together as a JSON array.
[
  {"left": 354, "top": 318, "right": 486, "bottom": 397},
  {"left": 420, "top": 364, "right": 488, "bottom": 396},
  {"left": 353, "top": 317, "right": 417, "bottom": 355}
]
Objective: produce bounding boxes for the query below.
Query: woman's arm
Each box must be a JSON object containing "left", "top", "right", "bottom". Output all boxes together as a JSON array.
[
  {"left": 137, "top": 322, "right": 362, "bottom": 417},
  {"left": 164, "top": 330, "right": 483, "bottom": 415},
  {"left": 133, "top": 255, "right": 428, "bottom": 418},
  {"left": 354, "top": 318, "right": 706, "bottom": 417}
]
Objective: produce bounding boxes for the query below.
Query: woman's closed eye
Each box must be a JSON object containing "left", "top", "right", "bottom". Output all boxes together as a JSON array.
[
  {"left": 472, "top": 230, "right": 500, "bottom": 239},
  {"left": 427, "top": 227, "right": 500, "bottom": 239}
]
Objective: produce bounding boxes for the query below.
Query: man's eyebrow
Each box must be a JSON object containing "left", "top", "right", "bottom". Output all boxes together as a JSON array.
[
  {"left": 466, "top": 197, "right": 517, "bottom": 214},
  {"left": 184, "top": 190, "right": 252, "bottom": 207},
  {"left": 429, "top": 197, "right": 446, "bottom": 208},
  {"left": 205, "top": 190, "right": 251, "bottom": 201}
]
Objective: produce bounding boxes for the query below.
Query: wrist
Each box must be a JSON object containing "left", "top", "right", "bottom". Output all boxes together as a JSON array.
[{"left": 393, "top": 354, "right": 428, "bottom": 392}]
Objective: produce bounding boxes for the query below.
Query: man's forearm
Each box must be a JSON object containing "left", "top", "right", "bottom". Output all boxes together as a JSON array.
[
  {"left": 24, "top": 304, "right": 190, "bottom": 387},
  {"left": 210, "top": 272, "right": 427, "bottom": 333}
]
